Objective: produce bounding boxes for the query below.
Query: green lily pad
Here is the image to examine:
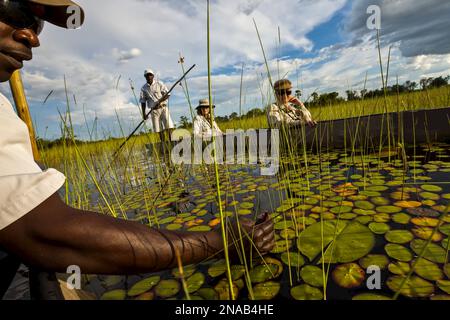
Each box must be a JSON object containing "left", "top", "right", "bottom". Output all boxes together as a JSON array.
[
  {"left": 280, "top": 228, "right": 296, "bottom": 239},
  {"left": 354, "top": 216, "right": 373, "bottom": 225},
  {"left": 214, "top": 279, "right": 239, "bottom": 300},
  {"left": 187, "top": 225, "right": 212, "bottom": 232},
  {"left": 353, "top": 209, "right": 376, "bottom": 216},
  {"left": 298, "top": 221, "right": 375, "bottom": 264},
  {"left": 208, "top": 260, "right": 227, "bottom": 278},
  {"left": 172, "top": 264, "right": 196, "bottom": 279},
  {"left": 373, "top": 213, "right": 391, "bottom": 223},
  {"left": 340, "top": 213, "right": 358, "bottom": 220},
  {"left": 135, "top": 292, "right": 155, "bottom": 300},
  {"left": 249, "top": 264, "right": 278, "bottom": 283},
  {"left": 300, "top": 265, "right": 324, "bottom": 288},
  {"left": 271, "top": 240, "right": 293, "bottom": 253},
  {"left": 419, "top": 192, "right": 440, "bottom": 201},
  {"left": 352, "top": 293, "right": 392, "bottom": 300},
  {"left": 410, "top": 239, "right": 446, "bottom": 263},
  {"left": 239, "top": 202, "right": 254, "bottom": 209},
  {"left": 437, "top": 280, "right": 450, "bottom": 294},
  {"left": 385, "top": 230, "right": 414, "bottom": 244},
  {"left": 230, "top": 265, "right": 245, "bottom": 281},
  {"left": 392, "top": 213, "right": 411, "bottom": 224},
  {"left": 377, "top": 206, "right": 402, "bottom": 214},
  {"left": 281, "top": 251, "right": 305, "bottom": 268},
  {"left": 388, "top": 261, "right": 411, "bottom": 276},
  {"left": 359, "top": 254, "right": 389, "bottom": 269},
  {"left": 274, "top": 220, "right": 295, "bottom": 230},
  {"left": 407, "top": 207, "right": 440, "bottom": 217},
  {"left": 445, "top": 264, "right": 450, "bottom": 279},
  {"left": 186, "top": 273, "right": 205, "bottom": 293},
  {"left": 371, "top": 197, "right": 390, "bottom": 206},
  {"left": 387, "top": 276, "right": 434, "bottom": 298},
  {"left": 439, "top": 224, "right": 450, "bottom": 236},
  {"left": 251, "top": 281, "right": 281, "bottom": 300},
  {"left": 290, "top": 284, "right": 323, "bottom": 300},
  {"left": 101, "top": 289, "right": 126, "bottom": 300},
  {"left": 355, "top": 201, "right": 375, "bottom": 210},
  {"left": 128, "top": 276, "right": 161, "bottom": 297},
  {"left": 385, "top": 244, "right": 413, "bottom": 262},
  {"left": 413, "top": 258, "right": 444, "bottom": 281},
  {"left": 369, "top": 222, "right": 391, "bottom": 234},
  {"left": 197, "top": 288, "right": 219, "bottom": 300},
  {"left": 421, "top": 185, "right": 443, "bottom": 192},
  {"left": 166, "top": 224, "right": 183, "bottom": 231},
  {"left": 332, "top": 263, "right": 366, "bottom": 288},
  {"left": 329, "top": 206, "right": 353, "bottom": 214},
  {"left": 155, "top": 279, "right": 180, "bottom": 298}
]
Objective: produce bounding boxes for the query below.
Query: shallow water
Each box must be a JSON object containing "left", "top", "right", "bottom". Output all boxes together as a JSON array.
[{"left": 59, "top": 142, "right": 450, "bottom": 300}]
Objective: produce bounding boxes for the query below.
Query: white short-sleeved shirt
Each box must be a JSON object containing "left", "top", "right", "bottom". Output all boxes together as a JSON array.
[
  {"left": 140, "top": 80, "right": 170, "bottom": 110},
  {"left": 193, "top": 115, "right": 223, "bottom": 139},
  {"left": 0, "top": 92, "right": 66, "bottom": 231}
]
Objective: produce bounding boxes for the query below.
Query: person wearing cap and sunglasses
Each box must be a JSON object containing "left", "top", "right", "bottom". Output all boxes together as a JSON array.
[
  {"left": 267, "top": 79, "right": 317, "bottom": 129},
  {"left": 140, "top": 68, "right": 175, "bottom": 156},
  {"left": 193, "top": 99, "right": 223, "bottom": 139},
  {"left": 0, "top": 0, "right": 275, "bottom": 298}
]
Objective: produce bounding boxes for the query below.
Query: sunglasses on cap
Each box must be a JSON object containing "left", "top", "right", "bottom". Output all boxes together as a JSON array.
[{"left": 0, "top": 0, "right": 44, "bottom": 35}]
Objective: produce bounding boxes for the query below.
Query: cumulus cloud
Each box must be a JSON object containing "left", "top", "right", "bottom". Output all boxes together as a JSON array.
[
  {"left": 344, "top": 0, "right": 450, "bottom": 57},
  {"left": 113, "top": 48, "right": 142, "bottom": 63}
]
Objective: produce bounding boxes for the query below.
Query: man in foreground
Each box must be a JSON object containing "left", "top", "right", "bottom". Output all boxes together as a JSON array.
[{"left": 0, "top": 0, "right": 274, "bottom": 297}]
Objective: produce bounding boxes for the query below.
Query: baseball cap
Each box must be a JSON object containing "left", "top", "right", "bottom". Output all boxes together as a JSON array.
[{"left": 144, "top": 69, "right": 155, "bottom": 76}]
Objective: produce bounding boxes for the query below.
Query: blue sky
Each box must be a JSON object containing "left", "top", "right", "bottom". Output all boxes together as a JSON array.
[{"left": 1, "top": 0, "right": 449, "bottom": 141}]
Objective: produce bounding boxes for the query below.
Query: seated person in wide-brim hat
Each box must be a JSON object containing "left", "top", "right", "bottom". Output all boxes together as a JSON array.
[{"left": 193, "top": 99, "right": 223, "bottom": 138}]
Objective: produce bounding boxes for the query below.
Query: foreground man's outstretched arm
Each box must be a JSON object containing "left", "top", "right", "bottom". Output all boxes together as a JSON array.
[{"left": 0, "top": 193, "right": 274, "bottom": 274}]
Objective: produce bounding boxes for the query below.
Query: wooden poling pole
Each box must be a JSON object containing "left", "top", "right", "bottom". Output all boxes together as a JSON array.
[{"left": 8, "top": 70, "right": 41, "bottom": 161}]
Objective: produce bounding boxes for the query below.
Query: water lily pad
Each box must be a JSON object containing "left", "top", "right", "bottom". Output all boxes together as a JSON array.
[
  {"left": 166, "top": 223, "right": 183, "bottom": 231},
  {"left": 385, "top": 244, "right": 413, "bottom": 262},
  {"left": 332, "top": 263, "right": 365, "bottom": 289},
  {"left": 290, "top": 284, "right": 323, "bottom": 300},
  {"left": 373, "top": 213, "right": 390, "bottom": 223},
  {"left": 437, "top": 280, "right": 450, "bottom": 294},
  {"left": 359, "top": 254, "right": 389, "bottom": 269},
  {"left": 298, "top": 221, "right": 375, "bottom": 264},
  {"left": 249, "top": 264, "right": 278, "bottom": 283},
  {"left": 214, "top": 279, "right": 239, "bottom": 300},
  {"left": 392, "top": 213, "right": 411, "bottom": 224},
  {"left": 352, "top": 293, "right": 392, "bottom": 300},
  {"left": 355, "top": 201, "right": 375, "bottom": 210},
  {"left": 413, "top": 258, "right": 444, "bottom": 281},
  {"left": 353, "top": 209, "right": 376, "bottom": 216},
  {"left": 101, "top": 289, "right": 127, "bottom": 300},
  {"left": 394, "top": 201, "right": 422, "bottom": 208},
  {"left": 371, "top": 197, "right": 390, "bottom": 206},
  {"left": 281, "top": 251, "right": 305, "bottom": 268},
  {"left": 420, "top": 192, "right": 440, "bottom": 201},
  {"left": 155, "top": 279, "right": 180, "bottom": 298},
  {"left": 369, "top": 222, "right": 390, "bottom": 234},
  {"left": 208, "top": 260, "right": 227, "bottom": 278},
  {"left": 439, "top": 224, "right": 450, "bottom": 236},
  {"left": 251, "top": 281, "right": 281, "bottom": 300},
  {"left": 135, "top": 292, "right": 155, "bottom": 300},
  {"left": 385, "top": 230, "right": 414, "bottom": 244},
  {"left": 377, "top": 206, "right": 402, "bottom": 214},
  {"left": 280, "top": 228, "right": 296, "bottom": 239},
  {"left": 172, "top": 264, "right": 196, "bottom": 278},
  {"left": 411, "top": 217, "right": 440, "bottom": 227},
  {"left": 300, "top": 265, "right": 324, "bottom": 287},
  {"left": 387, "top": 276, "right": 434, "bottom": 298},
  {"left": 412, "top": 226, "right": 444, "bottom": 242},
  {"left": 340, "top": 213, "right": 358, "bottom": 220},
  {"left": 128, "top": 276, "right": 161, "bottom": 297},
  {"left": 186, "top": 273, "right": 205, "bottom": 293},
  {"left": 329, "top": 206, "right": 353, "bottom": 214},
  {"left": 274, "top": 220, "right": 295, "bottom": 230},
  {"left": 407, "top": 207, "right": 440, "bottom": 217},
  {"left": 197, "top": 288, "right": 219, "bottom": 300},
  {"left": 188, "top": 225, "right": 211, "bottom": 232},
  {"left": 388, "top": 261, "right": 411, "bottom": 276},
  {"left": 354, "top": 216, "right": 373, "bottom": 225},
  {"left": 410, "top": 239, "right": 446, "bottom": 263},
  {"left": 421, "top": 185, "right": 443, "bottom": 192}
]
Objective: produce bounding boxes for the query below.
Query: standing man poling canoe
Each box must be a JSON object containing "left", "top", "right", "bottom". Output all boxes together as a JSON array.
[
  {"left": 0, "top": 0, "right": 275, "bottom": 298},
  {"left": 140, "top": 68, "right": 175, "bottom": 158}
]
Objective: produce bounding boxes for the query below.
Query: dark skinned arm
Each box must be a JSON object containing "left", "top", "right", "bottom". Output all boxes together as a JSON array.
[
  {"left": 0, "top": 193, "right": 274, "bottom": 275},
  {"left": 141, "top": 103, "right": 147, "bottom": 120}
]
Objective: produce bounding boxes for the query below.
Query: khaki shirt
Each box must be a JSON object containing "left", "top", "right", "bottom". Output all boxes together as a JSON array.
[
  {"left": 193, "top": 115, "right": 223, "bottom": 138},
  {"left": 267, "top": 101, "right": 313, "bottom": 128},
  {"left": 140, "top": 80, "right": 170, "bottom": 110},
  {"left": 0, "top": 93, "right": 65, "bottom": 230}
]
